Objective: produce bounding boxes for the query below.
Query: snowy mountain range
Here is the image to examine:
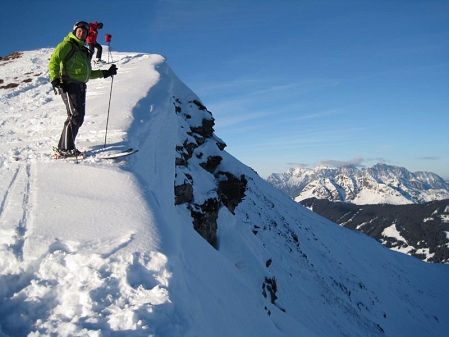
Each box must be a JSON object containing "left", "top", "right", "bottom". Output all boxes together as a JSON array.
[
  {"left": 1, "top": 49, "right": 449, "bottom": 336},
  {"left": 267, "top": 164, "right": 449, "bottom": 205}
]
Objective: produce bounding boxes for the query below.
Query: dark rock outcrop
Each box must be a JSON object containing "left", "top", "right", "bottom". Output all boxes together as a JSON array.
[{"left": 173, "top": 97, "right": 247, "bottom": 247}]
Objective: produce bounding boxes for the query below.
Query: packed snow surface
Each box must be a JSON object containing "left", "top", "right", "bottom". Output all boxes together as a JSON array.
[{"left": 1, "top": 49, "right": 448, "bottom": 336}]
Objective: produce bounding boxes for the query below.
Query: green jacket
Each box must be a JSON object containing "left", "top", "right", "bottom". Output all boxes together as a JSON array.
[{"left": 48, "top": 32, "right": 104, "bottom": 83}]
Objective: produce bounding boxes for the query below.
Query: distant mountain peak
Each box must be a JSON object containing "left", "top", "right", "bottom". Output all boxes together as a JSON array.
[{"left": 267, "top": 163, "right": 449, "bottom": 204}]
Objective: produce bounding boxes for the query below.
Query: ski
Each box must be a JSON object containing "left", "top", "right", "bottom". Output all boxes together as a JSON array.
[
  {"left": 96, "top": 148, "right": 138, "bottom": 159},
  {"left": 52, "top": 148, "right": 138, "bottom": 161}
]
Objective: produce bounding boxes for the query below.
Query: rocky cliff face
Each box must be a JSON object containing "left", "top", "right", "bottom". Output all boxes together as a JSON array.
[
  {"left": 173, "top": 98, "right": 247, "bottom": 247},
  {"left": 267, "top": 164, "right": 449, "bottom": 205}
]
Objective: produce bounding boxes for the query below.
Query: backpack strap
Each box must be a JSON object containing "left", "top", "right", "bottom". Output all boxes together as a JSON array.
[
  {"left": 58, "top": 40, "right": 76, "bottom": 82},
  {"left": 62, "top": 39, "right": 91, "bottom": 65},
  {"left": 63, "top": 40, "right": 76, "bottom": 64}
]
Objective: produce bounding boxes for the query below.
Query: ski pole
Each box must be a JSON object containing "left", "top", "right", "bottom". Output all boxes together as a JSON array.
[{"left": 104, "top": 75, "right": 114, "bottom": 148}]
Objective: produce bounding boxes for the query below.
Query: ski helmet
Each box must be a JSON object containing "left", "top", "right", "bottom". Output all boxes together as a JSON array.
[
  {"left": 98, "top": 22, "right": 103, "bottom": 29},
  {"left": 73, "top": 21, "right": 90, "bottom": 34}
]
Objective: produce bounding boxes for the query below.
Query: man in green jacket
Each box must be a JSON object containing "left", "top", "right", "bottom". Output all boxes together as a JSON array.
[{"left": 49, "top": 21, "right": 118, "bottom": 158}]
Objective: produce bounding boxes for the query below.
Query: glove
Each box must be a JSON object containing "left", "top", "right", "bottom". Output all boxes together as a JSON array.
[
  {"left": 51, "top": 79, "right": 67, "bottom": 94},
  {"left": 51, "top": 79, "right": 61, "bottom": 88},
  {"left": 103, "top": 64, "right": 118, "bottom": 78}
]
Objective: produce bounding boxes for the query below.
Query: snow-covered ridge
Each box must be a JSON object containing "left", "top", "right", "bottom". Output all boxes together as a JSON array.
[
  {"left": 267, "top": 164, "right": 449, "bottom": 204},
  {"left": 1, "top": 49, "right": 449, "bottom": 336}
]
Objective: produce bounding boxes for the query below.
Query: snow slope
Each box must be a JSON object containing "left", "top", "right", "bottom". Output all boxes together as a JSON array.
[{"left": 1, "top": 49, "right": 449, "bottom": 336}]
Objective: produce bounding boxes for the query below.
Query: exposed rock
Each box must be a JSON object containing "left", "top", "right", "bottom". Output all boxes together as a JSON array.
[
  {"left": 183, "top": 139, "right": 198, "bottom": 158},
  {"left": 0, "top": 51, "right": 23, "bottom": 62},
  {"left": 199, "top": 156, "right": 222, "bottom": 173},
  {"left": 213, "top": 135, "right": 227, "bottom": 150},
  {"left": 262, "top": 277, "right": 278, "bottom": 304},
  {"left": 217, "top": 172, "right": 247, "bottom": 214},
  {"left": 190, "top": 198, "right": 220, "bottom": 247},
  {"left": 173, "top": 97, "right": 247, "bottom": 247},
  {"left": 191, "top": 99, "right": 207, "bottom": 111},
  {"left": 191, "top": 118, "right": 215, "bottom": 138},
  {"left": 174, "top": 183, "right": 193, "bottom": 205}
]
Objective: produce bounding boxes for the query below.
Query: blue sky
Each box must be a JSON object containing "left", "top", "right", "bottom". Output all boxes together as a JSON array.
[{"left": 2, "top": 0, "right": 448, "bottom": 179}]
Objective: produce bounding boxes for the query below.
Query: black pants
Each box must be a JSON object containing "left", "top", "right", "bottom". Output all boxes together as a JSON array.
[
  {"left": 57, "top": 82, "right": 86, "bottom": 150},
  {"left": 88, "top": 43, "right": 103, "bottom": 60}
]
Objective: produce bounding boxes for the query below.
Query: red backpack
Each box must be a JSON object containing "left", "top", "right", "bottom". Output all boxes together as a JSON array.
[{"left": 86, "top": 22, "right": 103, "bottom": 44}]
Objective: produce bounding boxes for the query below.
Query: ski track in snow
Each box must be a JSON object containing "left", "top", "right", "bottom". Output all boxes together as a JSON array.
[{"left": 0, "top": 163, "right": 31, "bottom": 261}]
